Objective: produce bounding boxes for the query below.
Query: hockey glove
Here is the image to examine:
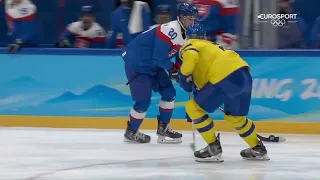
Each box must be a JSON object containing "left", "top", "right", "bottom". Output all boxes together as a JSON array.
[
  {"left": 178, "top": 71, "right": 193, "bottom": 92},
  {"left": 58, "top": 39, "right": 71, "bottom": 48},
  {"left": 8, "top": 38, "right": 23, "bottom": 54},
  {"left": 168, "top": 62, "right": 180, "bottom": 82}
]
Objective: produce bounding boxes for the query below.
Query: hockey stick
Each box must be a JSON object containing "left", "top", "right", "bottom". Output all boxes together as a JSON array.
[
  {"left": 188, "top": 92, "right": 196, "bottom": 151},
  {"left": 218, "top": 107, "right": 286, "bottom": 142}
]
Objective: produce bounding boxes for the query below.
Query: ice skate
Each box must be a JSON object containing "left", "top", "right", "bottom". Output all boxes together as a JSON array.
[
  {"left": 240, "top": 140, "right": 270, "bottom": 161},
  {"left": 156, "top": 116, "right": 182, "bottom": 144},
  {"left": 124, "top": 122, "right": 151, "bottom": 143},
  {"left": 194, "top": 133, "right": 224, "bottom": 162}
]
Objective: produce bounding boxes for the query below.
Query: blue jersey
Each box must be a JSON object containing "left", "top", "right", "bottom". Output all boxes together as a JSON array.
[
  {"left": 5, "top": 1, "right": 39, "bottom": 46},
  {"left": 122, "top": 20, "right": 187, "bottom": 75},
  {"left": 107, "top": 3, "right": 151, "bottom": 48}
]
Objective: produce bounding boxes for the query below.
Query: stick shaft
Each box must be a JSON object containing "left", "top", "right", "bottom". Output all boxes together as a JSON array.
[{"left": 188, "top": 92, "right": 196, "bottom": 151}]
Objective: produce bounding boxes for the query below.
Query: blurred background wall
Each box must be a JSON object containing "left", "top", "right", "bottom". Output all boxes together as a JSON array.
[{"left": 0, "top": 0, "right": 320, "bottom": 49}]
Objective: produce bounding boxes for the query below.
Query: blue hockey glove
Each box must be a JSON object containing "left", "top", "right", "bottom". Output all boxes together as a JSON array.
[
  {"left": 8, "top": 39, "right": 23, "bottom": 54},
  {"left": 178, "top": 71, "right": 193, "bottom": 92},
  {"left": 169, "top": 70, "right": 179, "bottom": 82}
]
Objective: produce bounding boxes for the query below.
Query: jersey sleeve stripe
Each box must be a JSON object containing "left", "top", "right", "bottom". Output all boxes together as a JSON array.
[
  {"left": 180, "top": 47, "right": 199, "bottom": 59},
  {"left": 156, "top": 26, "right": 173, "bottom": 46},
  {"left": 180, "top": 43, "right": 192, "bottom": 52},
  {"left": 184, "top": 48, "right": 199, "bottom": 53},
  {"left": 6, "top": 12, "right": 36, "bottom": 21},
  {"left": 92, "top": 36, "right": 106, "bottom": 42},
  {"left": 76, "top": 36, "right": 106, "bottom": 42}
]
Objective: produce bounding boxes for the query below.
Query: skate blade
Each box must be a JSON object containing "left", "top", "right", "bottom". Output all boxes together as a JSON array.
[
  {"left": 242, "top": 154, "right": 270, "bottom": 161},
  {"left": 157, "top": 137, "right": 182, "bottom": 144},
  {"left": 194, "top": 156, "right": 224, "bottom": 163}
]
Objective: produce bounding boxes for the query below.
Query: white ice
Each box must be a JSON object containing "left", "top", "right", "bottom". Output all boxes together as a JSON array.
[{"left": 1, "top": 128, "right": 320, "bottom": 180}]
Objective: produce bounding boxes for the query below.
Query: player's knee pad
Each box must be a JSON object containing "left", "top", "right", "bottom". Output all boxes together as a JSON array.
[
  {"left": 133, "top": 100, "right": 151, "bottom": 112},
  {"left": 160, "top": 84, "right": 176, "bottom": 102},
  {"left": 186, "top": 99, "right": 206, "bottom": 119}
]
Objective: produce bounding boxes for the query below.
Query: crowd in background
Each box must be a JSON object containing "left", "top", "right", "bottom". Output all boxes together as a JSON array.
[{"left": 1, "top": 0, "right": 320, "bottom": 51}]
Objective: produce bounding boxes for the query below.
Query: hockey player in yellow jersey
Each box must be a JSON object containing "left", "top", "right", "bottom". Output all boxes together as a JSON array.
[{"left": 177, "top": 23, "right": 270, "bottom": 162}]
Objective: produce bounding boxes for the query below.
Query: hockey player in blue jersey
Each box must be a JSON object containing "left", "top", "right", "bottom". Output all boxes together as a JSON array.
[
  {"left": 6, "top": 0, "right": 39, "bottom": 53},
  {"left": 122, "top": 2, "right": 198, "bottom": 144}
]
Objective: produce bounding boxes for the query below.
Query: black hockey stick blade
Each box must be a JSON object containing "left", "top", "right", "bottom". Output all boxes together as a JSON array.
[{"left": 257, "top": 134, "right": 286, "bottom": 142}]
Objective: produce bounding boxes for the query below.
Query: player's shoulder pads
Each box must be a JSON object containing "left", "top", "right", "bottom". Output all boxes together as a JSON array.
[
  {"left": 90, "top": 22, "right": 106, "bottom": 37},
  {"left": 67, "top": 21, "right": 82, "bottom": 34},
  {"left": 159, "top": 20, "right": 186, "bottom": 46}
]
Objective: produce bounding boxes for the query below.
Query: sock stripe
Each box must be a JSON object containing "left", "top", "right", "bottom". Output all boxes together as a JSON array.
[
  {"left": 159, "top": 107, "right": 173, "bottom": 111},
  {"left": 193, "top": 114, "right": 209, "bottom": 124},
  {"left": 159, "top": 100, "right": 174, "bottom": 110},
  {"left": 239, "top": 123, "right": 256, "bottom": 138},
  {"left": 197, "top": 122, "right": 214, "bottom": 133},
  {"left": 129, "top": 115, "right": 143, "bottom": 121},
  {"left": 130, "top": 108, "right": 146, "bottom": 120},
  {"left": 235, "top": 118, "right": 249, "bottom": 131}
]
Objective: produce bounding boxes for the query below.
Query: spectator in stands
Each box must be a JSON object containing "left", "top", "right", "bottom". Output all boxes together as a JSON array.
[
  {"left": 278, "top": 0, "right": 306, "bottom": 49},
  {"left": 5, "top": 0, "right": 39, "bottom": 53},
  {"left": 191, "top": 0, "right": 239, "bottom": 49},
  {"left": 107, "top": 0, "right": 151, "bottom": 48},
  {"left": 310, "top": 16, "right": 320, "bottom": 48},
  {"left": 150, "top": 4, "right": 172, "bottom": 29},
  {"left": 57, "top": 6, "right": 106, "bottom": 48}
]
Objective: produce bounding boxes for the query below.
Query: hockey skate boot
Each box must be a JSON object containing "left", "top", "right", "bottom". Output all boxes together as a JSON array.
[
  {"left": 124, "top": 121, "right": 151, "bottom": 143},
  {"left": 156, "top": 116, "right": 182, "bottom": 144},
  {"left": 194, "top": 133, "right": 224, "bottom": 162},
  {"left": 240, "top": 140, "right": 270, "bottom": 160}
]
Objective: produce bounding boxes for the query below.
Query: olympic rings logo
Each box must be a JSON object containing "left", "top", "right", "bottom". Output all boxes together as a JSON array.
[{"left": 270, "top": 19, "right": 286, "bottom": 27}]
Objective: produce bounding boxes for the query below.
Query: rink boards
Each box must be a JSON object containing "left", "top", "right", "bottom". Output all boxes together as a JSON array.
[
  {"left": 0, "top": 49, "right": 319, "bottom": 134},
  {"left": 1, "top": 116, "right": 320, "bottom": 134}
]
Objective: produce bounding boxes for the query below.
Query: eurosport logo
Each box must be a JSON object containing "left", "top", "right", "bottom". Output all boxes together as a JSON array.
[{"left": 257, "top": 14, "right": 298, "bottom": 27}]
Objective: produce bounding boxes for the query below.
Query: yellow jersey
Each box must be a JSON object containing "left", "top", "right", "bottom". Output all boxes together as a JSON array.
[{"left": 179, "top": 39, "right": 250, "bottom": 89}]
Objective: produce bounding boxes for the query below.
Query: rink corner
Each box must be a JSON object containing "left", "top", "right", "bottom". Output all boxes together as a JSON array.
[{"left": 0, "top": 116, "right": 320, "bottom": 134}]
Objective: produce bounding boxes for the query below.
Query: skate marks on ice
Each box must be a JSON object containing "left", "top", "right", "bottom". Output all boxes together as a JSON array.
[{"left": 0, "top": 128, "right": 320, "bottom": 180}]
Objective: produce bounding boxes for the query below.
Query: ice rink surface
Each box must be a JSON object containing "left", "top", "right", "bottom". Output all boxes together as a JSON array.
[{"left": 1, "top": 128, "right": 320, "bottom": 180}]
